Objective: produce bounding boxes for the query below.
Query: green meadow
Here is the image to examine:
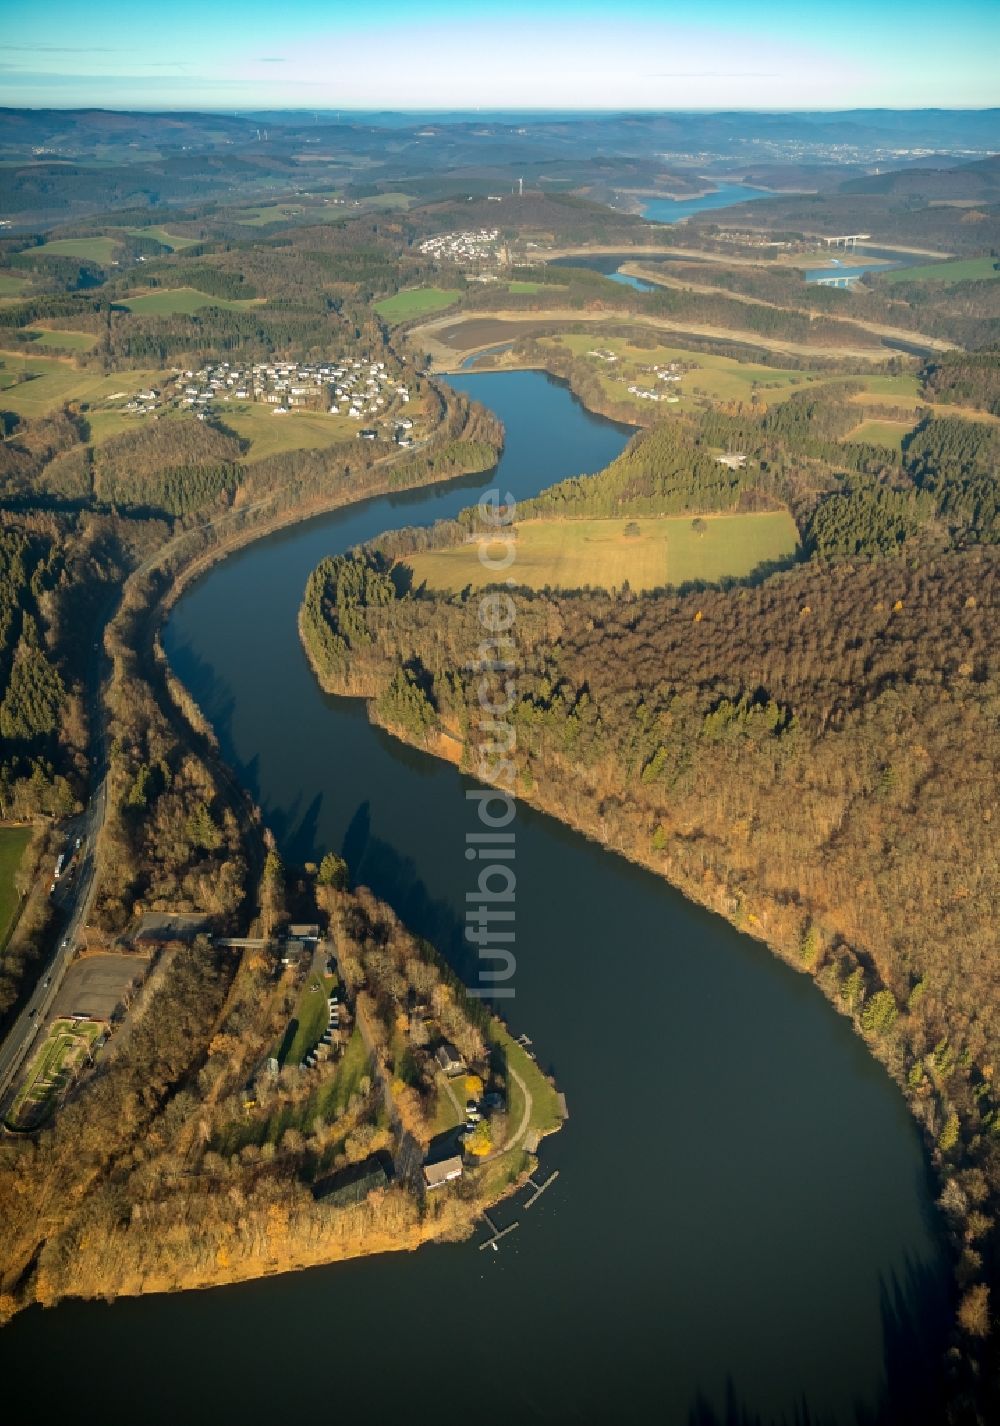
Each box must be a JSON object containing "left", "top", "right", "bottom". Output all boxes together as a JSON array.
[
  {"left": 124, "top": 225, "right": 200, "bottom": 251},
  {"left": 39, "top": 236, "right": 120, "bottom": 264},
  {"left": 402, "top": 511, "right": 800, "bottom": 594},
  {"left": 375, "top": 287, "right": 461, "bottom": 323},
  {"left": 23, "top": 328, "right": 98, "bottom": 352},
  {"left": 119, "top": 286, "right": 260, "bottom": 315},
  {"left": 843, "top": 419, "right": 915, "bottom": 451},
  {"left": 228, "top": 204, "right": 307, "bottom": 227},
  {"left": 543, "top": 332, "right": 818, "bottom": 408},
  {"left": 882, "top": 256, "right": 999, "bottom": 285},
  {"left": 219, "top": 402, "right": 356, "bottom": 460},
  {"left": 0, "top": 273, "right": 28, "bottom": 298},
  {"left": 0, "top": 351, "right": 168, "bottom": 418}
]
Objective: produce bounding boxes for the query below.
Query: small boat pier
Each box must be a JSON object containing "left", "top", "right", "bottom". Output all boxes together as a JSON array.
[
  {"left": 479, "top": 1211, "right": 519, "bottom": 1251},
  {"left": 523, "top": 1168, "right": 559, "bottom": 1209}
]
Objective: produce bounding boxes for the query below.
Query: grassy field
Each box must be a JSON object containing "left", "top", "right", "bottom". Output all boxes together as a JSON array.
[
  {"left": 508, "top": 280, "right": 549, "bottom": 294},
  {"left": 39, "top": 236, "right": 119, "bottom": 264},
  {"left": 541, "top": 332, "right": 817, "bottom": 410},
  {"left": 882, "top": 256, "right": 999, "bottom": 285},
  {"left": 83, "top": 403, "right": 301, "bottom": 451},
  {"left": 277, "top": 967, "right": 338, "bottom": 1068},
  {"left": 124, "top": 225, "right": 199, "bottom": 251},
  {"left": 404, "top": 512, "right": 800, "bottom": 594},
  {"left": 490, "top": 1023, "right": 563, "bottom": 1139},
  {"left": 318, "top": 1025, "right": 372, "bottom": 1119},
  {"left": 837, "top": 373, "right": 997, "bottom": 424},
  {"left": 843, "top": 418, "right": 915, "bottom": 451},
  {"left": 119, "top": 286, "right": 260, "bottom": 315},
  {"left": 0, "top": 351, "right": 170, "bottom": 418},
  {"left": 218, "top": 401, "right": 356, "bottom": 460},
  {"left": 358, "top": 191, "right": 415, "bottom": 211},
  {"left": 23, "top": 328, "right": 98, "bottom": 352},
  {"left": 81, "top": 408, "right": 150, "bottom": 444},
  {"left": 844, "top": 373, "right": 921, "bottom": 401},
  {"left": 375, "top": 287, "right": 461, "bottom": 324},
  {"left": 0, "top": 273, "right": 28, "bottom": 297},
  {"left": 214, "top": 1024, "right": 373, "bottom": 1159},
  {"left": 429, "top": 1071, "right": 467, "bottom": 1136},
  {"left": 0, "top": 826, "right": 31, "bottom": 950},
  {"left": 228, "top": 204, "right": 307, "bottom": 226},
  {"left": 842, "top": 373, "right": 924, "bottom": 413}
]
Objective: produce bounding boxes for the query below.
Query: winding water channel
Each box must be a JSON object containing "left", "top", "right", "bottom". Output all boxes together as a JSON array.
[{"left": 4, "top": 372, "right": 949, "bottom": 1424}]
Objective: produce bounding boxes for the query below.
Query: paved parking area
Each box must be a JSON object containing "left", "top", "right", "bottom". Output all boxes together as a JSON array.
[{"left": 49, "top": 953, "right": 151, "bottom": 1023}]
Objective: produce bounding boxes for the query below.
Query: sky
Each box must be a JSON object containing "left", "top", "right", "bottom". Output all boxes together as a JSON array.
[{"left": 1, "top": 0, "right": 998, "bottom": 111}]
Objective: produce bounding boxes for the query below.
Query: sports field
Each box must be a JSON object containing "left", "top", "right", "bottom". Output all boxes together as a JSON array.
[
  {"left": 38, "top": 236, "right": 119, "bottom": 264},
  {"left": 402, "top": 511, "right": 800, "bottom": 594},
  {"left": 882, "top": 256, "right": 999, "bottom": 285},
  {"left": 24, "top": 327, "right": 98, "bottom": 352},
  {"left": 0, "top": 351, "right": 169, "bottom": 418},
  {"left": 375, "top": 286, "right": 461, "bottom": 323},
  {"left": 119, "top": 286, "right": 261, "bottom": 315},
  {"left": 0, "top": 826, "right": 31, "bottom": 949}
]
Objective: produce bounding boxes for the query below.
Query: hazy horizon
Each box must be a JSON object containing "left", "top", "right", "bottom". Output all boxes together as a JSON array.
[
  {"left": 3, "top": 0, "right": 998, "bottom": 111},
  {"left": 4, "top": 104, "right": 1000, "bottom": 115}
]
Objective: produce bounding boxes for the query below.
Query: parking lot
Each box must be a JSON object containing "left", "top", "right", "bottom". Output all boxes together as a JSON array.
[{"left": 48, "top": 953, "right": 151, "bottom": 1023}]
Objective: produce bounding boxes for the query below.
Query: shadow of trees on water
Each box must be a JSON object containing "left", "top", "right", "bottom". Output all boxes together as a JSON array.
[{"left": 685, "top": 1251, "right": 951, "bottom": 1426}]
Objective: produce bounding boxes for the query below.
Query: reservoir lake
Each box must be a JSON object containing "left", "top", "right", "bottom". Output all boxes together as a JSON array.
[
  {"left": 0, "top": 370, "right": 950, "bottom": 1426},
  {"left": 640, "top": 184, "right": 776, "bottom": 223}
]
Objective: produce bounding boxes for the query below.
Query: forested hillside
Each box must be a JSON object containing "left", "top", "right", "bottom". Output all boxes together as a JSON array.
[
  {"left": 0, "top": 514, "right": 133, "bottom": 820},
  {"left": 922, "top": 348, "right": 1000, "bottom": 416},
  {"left": 301, "top": 379, "right": 1000, "bottom": 1386}
]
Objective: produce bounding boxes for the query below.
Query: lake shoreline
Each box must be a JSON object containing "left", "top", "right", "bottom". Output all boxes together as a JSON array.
[{"left": 28, "top": 366, "right": 947, "bottom": 1425}]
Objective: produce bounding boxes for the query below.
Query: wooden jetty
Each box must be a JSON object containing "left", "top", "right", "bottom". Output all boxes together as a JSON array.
[
  {"left": 524, "top": 1169, "right": 559, "bottom": 1209},
  {"left": 479, "top": 1211, "right": 519, "bottom": 1251}
]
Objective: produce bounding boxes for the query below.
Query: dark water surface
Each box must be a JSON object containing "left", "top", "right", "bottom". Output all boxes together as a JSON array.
[
  {"left": 549, "top": 250, "right": 676, "bottom": 291},
  {"left": 1, "top": 372, "right": 949, "bottom": 1425},
  {"left": 552, "top": 239, "right": 926, "bottom": 292}
]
